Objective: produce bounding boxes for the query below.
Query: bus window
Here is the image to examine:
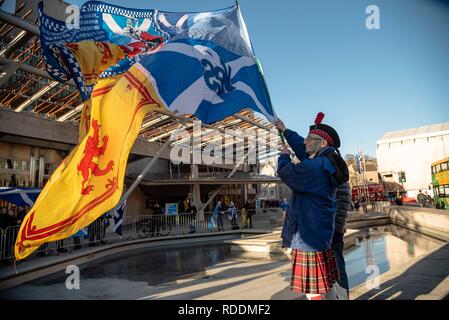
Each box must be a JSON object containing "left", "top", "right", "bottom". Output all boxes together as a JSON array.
[
  {"left": 439, "top": 186, "right": 445, "bottom": 197},
  {"left": 445, "top": 185, "right": 449, "bottom": 196},
  {"left": 442, "top": 162, "right": 448, "bottom": 171},
  {"left": 432, "top": 166, "right": 435, "bottom": 174},
  {"left": 436, "top": 164, "right": 441, "bottom": 173},
  {"left": 434, "top": 187, "right": 439, "bottom": 196}
]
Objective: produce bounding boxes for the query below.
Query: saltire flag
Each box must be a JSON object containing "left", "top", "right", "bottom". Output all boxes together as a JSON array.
[
  {"left": 0, "top": 187, "right": 41, "bottom": 207},
  {"left": 208, "top": 202, "right": 221, "bottom": 231},
  {"left": 112, "top": 200, "right": 126, "bottom": 236},
  {"left": 15, "top": 1, "right": 275, "bottom": 260}
]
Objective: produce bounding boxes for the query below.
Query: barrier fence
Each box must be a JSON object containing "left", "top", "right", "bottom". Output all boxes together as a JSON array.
[{"left": 0, "top": 208, "right": 283, "bottom": 263}]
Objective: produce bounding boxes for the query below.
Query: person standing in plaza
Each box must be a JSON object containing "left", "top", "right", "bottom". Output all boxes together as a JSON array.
[
  {"left": 187, "top": 201, "right": 198, "bottom": 233},
  {"left": 243, "top": 200, "right": 254, "bottom": 228},
  {"left": 417, "top": 190, "right": 426, "bottom": 207},
  {"left": 280, "top": 198, "right": 289, "bottom": 220},
  {"left": 424, "top": 191, "right": 433, "bottom": 208},
  {"left": 276, "top": 113, "right": 349, "bottom": 300},
  {"left": 360, "top": 196, "right": 368, "bottom": 213},
  {"left": 332, "top": 181, "right": 352, "bottom": 299},
  {"left": 228, "top": 201, "right": 239, "bottom": 229},
  {"left": 208, "top": 200, "right": 223, "bottom": 231}
]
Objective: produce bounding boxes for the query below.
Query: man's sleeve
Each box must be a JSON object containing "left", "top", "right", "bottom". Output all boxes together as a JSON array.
[
  {"left": 277, "top": 157, "right": 315, "bottom": 193},
  {"left": 283, "top": 129, "right": 307, "bottom": 161}
]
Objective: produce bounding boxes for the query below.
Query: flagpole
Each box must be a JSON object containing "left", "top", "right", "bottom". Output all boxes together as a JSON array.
[
  {"left": 112, "top": 138, "right": 171, "bottom": 210},
  {"left": 241, "top": 1, "right": 284, "bottom": 149},
  {"left": 200, "top": 144, "right": 255, "bottom": 212}
]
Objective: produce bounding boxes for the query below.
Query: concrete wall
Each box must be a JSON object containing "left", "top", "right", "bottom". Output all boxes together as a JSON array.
[
  {"left": 388, "top": 206, "right": 449, "bottom": 241},
  {"left": 123, "top": 186, "right": 153, "bottom": 220}
]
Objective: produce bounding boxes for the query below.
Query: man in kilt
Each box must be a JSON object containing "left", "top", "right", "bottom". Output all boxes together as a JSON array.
[{"left": 276, "top": 112, "right": 349, "bottom": 300}]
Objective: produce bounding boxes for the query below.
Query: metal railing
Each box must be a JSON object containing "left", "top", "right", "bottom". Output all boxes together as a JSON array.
[{"left": 0, "top": 208, "right": 283, "bottom": 263}]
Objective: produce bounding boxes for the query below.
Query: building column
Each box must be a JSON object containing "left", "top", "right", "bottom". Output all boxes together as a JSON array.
[
  {"left": 38, "top": 148, "right": 45, "bottom": 188},
  {"left": 191, "top": 164, "right": 204, "bottom": 221},
  {"left": 29, "top": 147, "right": 36, "bottom": 187},
  {"left": 241, "top": 184, "right": 247, "bottom": 206}
]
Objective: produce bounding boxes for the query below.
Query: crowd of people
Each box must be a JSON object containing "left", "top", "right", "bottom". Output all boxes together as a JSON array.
[{"left": 0, "top": 206, "right": 27, "bottom": 230}]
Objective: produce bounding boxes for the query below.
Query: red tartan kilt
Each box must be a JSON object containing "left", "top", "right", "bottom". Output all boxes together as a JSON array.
[{"left": 290, "top": 248, "right": 340, "bottom": 294}]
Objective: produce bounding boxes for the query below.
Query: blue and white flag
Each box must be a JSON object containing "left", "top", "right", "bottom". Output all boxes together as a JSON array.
[
  {"left": 137, "top": 4, "right": 276, "bottom": 123},
  {"left": 0, "top": 187, "right": 41, "bottom": 207},
  {"left": 112, "top": 200, "right": 126, "bottom": 236},
  {"left": 137, "top": 38, "right": 275, "bottom": 124}
]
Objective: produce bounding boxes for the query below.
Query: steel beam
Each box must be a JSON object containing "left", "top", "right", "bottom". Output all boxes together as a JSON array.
[
  {"left": 0, "top": 9, "right": 39, "bottom": 35},
  {"left": 0, "top": 57, "right": 76, "bottom": 87}
]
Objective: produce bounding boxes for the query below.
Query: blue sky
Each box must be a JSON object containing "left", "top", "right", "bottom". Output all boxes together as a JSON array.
[{"left": 66, "top": 0, "right": 449, "bottom": 157}]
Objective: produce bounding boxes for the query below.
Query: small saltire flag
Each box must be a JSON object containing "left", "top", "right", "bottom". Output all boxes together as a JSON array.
[
  {"left": 112, "top": 200, "right": 126, "bottom": 236},
  {"left": 0, "top": 187, "right": 41, "bottom": 207}
]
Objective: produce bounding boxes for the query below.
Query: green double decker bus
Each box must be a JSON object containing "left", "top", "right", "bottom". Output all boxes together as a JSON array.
[{"left": 431, "top": 157, "right": 449, "bottom": 209}]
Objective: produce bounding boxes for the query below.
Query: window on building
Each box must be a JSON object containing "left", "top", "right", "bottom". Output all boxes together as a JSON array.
[
  {"left": 442, "top": 162, "right": 448, "bottom": 171},
  {"left": 0, "top": 159, "right": 28, "bottom": 171},
  {"left": 445, "top": 185, "right": 449, "bottom": 196},
  {"left": 439, "top": 186, "right": 445, "bottom": 197}
]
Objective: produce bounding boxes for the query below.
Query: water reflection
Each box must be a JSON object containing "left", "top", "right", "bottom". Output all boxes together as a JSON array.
[{"left": 346, "top": 225, "right": 443, "bottom": 289}]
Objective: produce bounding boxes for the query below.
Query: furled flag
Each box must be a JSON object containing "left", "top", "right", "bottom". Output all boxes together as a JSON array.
[
  {"left": 15, "top": 1, "right": 276, "bottom": 260},
  {"left": 112, "top": 200, "right": 126, "bottom": 236},
  {"left": 355, "top": 153, "right": 362, "bottom": 174}
]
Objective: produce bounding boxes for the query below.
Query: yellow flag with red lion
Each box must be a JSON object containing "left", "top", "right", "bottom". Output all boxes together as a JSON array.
[{"left": 15, "top": 66, "right": 165, "bottom": 259}]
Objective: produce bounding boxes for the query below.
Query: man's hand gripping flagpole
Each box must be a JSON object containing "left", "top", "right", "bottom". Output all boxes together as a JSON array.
[{"left": 275, "top": 118, "right": 291, "bottom": 155}]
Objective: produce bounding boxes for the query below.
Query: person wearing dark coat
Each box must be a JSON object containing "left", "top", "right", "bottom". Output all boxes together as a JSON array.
[
  {"left": 332, "top": 181, "right": 351, "bottom": 299},
  {"left": 244, "top": 200, "right": 255, "bottom": 228},
  {"left": 276, "top": 112, "right": 349, "bottom": 300}
]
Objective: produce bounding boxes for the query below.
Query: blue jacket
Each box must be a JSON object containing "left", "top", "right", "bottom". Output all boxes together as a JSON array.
[{"left": 278, "top": 129, "right": 341, "bottom": 252}]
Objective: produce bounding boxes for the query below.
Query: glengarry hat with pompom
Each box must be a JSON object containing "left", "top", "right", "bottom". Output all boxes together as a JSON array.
[{"left": 309, "top": 112, "right": 341, "bottom": 148}]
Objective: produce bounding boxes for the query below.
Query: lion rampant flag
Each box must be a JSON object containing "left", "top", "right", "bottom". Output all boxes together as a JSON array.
[{"left": 15, "top": 66, "right": 166, "bottom": 260}]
